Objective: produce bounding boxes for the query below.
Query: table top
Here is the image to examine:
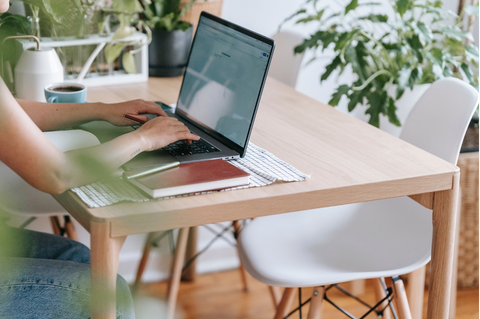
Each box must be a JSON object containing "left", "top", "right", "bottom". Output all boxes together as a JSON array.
[{"left": 54, "top": 77, "right": 458, "bottom": 237}]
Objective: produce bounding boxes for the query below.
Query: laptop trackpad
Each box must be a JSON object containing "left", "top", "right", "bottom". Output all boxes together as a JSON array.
[{"left": 122, "top": 149, "right": 178, "bottom": 171}]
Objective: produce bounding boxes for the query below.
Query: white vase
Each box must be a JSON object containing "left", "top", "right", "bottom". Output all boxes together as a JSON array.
[
  {"left": 347, "top": 84, "right": 431, "bottom": 137},
  {"left": 15, "top": 47, "right": 64, "bottom": 102}
]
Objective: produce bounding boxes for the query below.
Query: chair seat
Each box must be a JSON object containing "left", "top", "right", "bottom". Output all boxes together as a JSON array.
[
  {"left": 0, "top": 130, "right": 100, "bottom": 217},
  {"left": 238, "top": 197, "right": 432, "bottom": 287}
]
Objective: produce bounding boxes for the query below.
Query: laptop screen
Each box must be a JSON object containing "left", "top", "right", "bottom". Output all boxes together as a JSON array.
[{"left": 176, "top": 13, "right": 274, "bottom": 153}]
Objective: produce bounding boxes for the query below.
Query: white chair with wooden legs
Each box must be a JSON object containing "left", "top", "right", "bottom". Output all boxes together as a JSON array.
[
  {"left": 237, "top": 78, "right": 479, "bottom": 318},
  {"left": 0, "top": 130, "right": 100, "bottom": 239}
]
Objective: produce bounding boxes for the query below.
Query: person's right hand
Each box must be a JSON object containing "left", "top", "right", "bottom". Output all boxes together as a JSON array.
[{"left": 135, "top": 116, "right": 199, "bottom": 152}]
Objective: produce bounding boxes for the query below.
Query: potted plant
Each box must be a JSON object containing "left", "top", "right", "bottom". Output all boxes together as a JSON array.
[
  {"left": 0, "top": 11, "right": 30, "bottom": 91},
  {"left": 139, "top": 0, "right": 197, "bottom": 77},
  {"left": 285, "top": 0, "right": 479, "bottom": 128}
]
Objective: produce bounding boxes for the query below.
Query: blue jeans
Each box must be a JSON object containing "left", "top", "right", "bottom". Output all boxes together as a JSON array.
[{"left": 0, "top": 225, "right": 134, "bottom": 319}]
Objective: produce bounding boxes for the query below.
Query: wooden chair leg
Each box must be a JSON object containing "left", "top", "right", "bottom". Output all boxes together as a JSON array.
[
  {"left": 134, "top": 232, "right": 156, "bottom": 287},
  {"left": 373, "top": 279, "right": 392, "bottom": 319},
  {"left": 347, "top": 279, "right": 366, "bottom": 296},
  {"left": 407, "top": 267, "right": 426, "bottom": 319},
  {"left": 393, "top": 277, "right": 413, "bottom": 319},
  {"left": 167, "top": 228, "right": 189, "bottom": 319},
  {"left": 63, "top": 216, "right": 79, "bottom": 241},
  {"left": 307, "top": 286, "right": 325, "bottom": 319},
  {"left": 50, "top": 216, "right": 62, "bottom": 236},
  {"left": 274, "top": 287, "right": 296, "bottom": 319},
  {"left": 233, "top": 220, "right": 250, "bottom": 292},
  {"left": 269, "top": 286, "right": 282, "bottom": 308}
]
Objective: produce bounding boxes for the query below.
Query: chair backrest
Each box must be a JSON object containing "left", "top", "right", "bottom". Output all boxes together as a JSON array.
[
  {"left": 400, "top": 77, "right": 479, "bottom": 165},
  {"left": 269, "top": 31, "right": 305, "bottom": 88}
]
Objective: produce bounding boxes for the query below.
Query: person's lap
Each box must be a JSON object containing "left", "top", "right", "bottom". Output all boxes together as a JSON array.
[{"left": 0, "top": 225, "right": 134, "bottom": 319}]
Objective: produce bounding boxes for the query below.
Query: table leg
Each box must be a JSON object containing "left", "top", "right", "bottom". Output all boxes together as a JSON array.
[
  {"left": 449, "top": 186, "right": 462, "bottom": 319},
  {"left": 182, "top": 226, "right": 197, "bottom": 282},
  {"left": 90, "top": 220, "right": 126, "bottom": 319},
  {"left": 426, "top": 173, "right": 460, "bottom": 319}
]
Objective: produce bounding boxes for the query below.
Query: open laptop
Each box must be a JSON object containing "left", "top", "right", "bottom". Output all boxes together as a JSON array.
[{"left": 123, "top": 12, "right": 275, "bottom": 170}]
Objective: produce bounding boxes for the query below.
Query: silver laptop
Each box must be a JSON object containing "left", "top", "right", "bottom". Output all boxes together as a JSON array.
[{"left": 124, "top": 12, "right": 275, "bottom": 170}]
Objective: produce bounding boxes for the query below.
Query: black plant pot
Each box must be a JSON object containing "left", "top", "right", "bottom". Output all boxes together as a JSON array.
[{"left": 148, "top": 25, "right": 193, "bottom": 77}]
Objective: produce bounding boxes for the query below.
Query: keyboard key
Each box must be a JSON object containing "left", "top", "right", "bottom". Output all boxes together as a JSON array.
[{"left": 162, "top": 138, "right": 220, "bottom": 157}]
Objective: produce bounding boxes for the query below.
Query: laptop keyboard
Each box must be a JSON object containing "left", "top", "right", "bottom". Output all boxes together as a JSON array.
[{"left": 162, "top": 139, "right": 220, "bottom": 156}]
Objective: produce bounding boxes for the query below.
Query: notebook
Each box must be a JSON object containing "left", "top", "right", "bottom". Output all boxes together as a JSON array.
[
  {"left": 128, "top": 159, "right": 250, "bottom": 198},
  {"left": 123, "top": 12, "right": 275, "bottom": 170}
]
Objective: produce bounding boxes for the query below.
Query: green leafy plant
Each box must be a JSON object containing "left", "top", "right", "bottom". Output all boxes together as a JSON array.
[
  {"left": 21, "top": 0, "right": 86, "bottom": 28},
  {"left": 288, "top": 0, "right": 479, "bottom": 127},
  {"left": 102, "top": 0, "right": 152, "bottom": 73},
  {"left": 0, "top": 12, "right": 30, "bottom": 87},
  {"left": 139, "top": 0, "right": 197, "bottom": 32},
  {"left": 0, "top": 13, "right": 30, "bottom": 41}
]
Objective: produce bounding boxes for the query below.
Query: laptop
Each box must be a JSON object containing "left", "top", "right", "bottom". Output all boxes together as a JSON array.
[{"left": 123, "top": 12, "right": 275, "bottom": 170}]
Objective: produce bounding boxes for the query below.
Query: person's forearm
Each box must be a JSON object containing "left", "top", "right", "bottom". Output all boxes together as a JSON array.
[
  {"left": 53, "top": 130, "right": 147, "bottom": 192},
  {"left": 16, "top": 99, "right": 111, "bottom": 131}
]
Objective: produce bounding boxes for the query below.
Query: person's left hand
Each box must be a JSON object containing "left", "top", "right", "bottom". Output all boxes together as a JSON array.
[{"left": 102, "top": 99, "right": 168, "bottom": 126}]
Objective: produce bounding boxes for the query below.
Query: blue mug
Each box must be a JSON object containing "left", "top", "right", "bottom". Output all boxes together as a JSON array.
[{"left": 44, "top": 82, "right": 87, "bottom": 103}]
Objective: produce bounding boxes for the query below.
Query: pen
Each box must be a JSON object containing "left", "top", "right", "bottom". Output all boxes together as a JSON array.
[{"left": 122, "top": 161, "right": 180, "bottom": 180}]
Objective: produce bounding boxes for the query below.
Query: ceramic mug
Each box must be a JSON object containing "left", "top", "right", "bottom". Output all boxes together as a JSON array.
[{"left": 44, "top": 82, "right": 86, "bottom": 103}]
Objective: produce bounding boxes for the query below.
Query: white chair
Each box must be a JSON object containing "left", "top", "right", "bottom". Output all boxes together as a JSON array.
[
  {"left": 0, "top": 130, "right": 100, "bottom": 239},
  {"left": 237, "top": 77, "right": 479, "bottom": 318},
  {"left": 269, "top": 31, "right": 305, "bottom": 88}
]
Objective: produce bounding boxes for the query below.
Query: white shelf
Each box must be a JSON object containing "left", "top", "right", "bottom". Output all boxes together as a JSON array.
[
  {"left": 19, "top": 32, "right": 149, "bottom": 87},
  {"left": 19, "top": 33, "right": 147, "bottom": 49}
]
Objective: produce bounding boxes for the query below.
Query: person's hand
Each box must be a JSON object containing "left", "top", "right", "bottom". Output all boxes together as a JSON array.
[
  {"left": 101, "top": 99, "right": 168, "bottom": 126},
  {"left": 135, "top": 116, "right": 200, "bottom": 152}
]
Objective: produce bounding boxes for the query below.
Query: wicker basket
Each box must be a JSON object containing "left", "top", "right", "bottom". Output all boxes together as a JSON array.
[
  {"left": 180, "top": 0, "right": 224, "bottom": 31},
  {"left": 456, "top": 152, "right": 479, "bottom": 288}
]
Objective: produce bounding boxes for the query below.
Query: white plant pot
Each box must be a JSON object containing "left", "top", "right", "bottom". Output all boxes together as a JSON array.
[
  {"left": 346, "top": 84, "right": 431, "bottom": 137},
  {"left": 15, "top": 47, "right": 64, "bottom": 102}
]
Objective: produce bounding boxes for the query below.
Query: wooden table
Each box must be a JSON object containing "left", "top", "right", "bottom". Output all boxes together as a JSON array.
[{"left": 53, "top": 77, "right": 460, "bottom": 319}]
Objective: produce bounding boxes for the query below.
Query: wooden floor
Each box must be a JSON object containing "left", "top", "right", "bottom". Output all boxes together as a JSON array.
[{"left": 135, "top": 269, "right": 479, "bottom": 319}]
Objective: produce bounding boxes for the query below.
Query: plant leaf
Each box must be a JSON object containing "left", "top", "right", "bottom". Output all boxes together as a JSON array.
[
  {"left": 321, "top": 56, "right": 342, "bottom": 82},
  {"left": 466, "top": 44, "right": 480, "bottom": 63},
  {"left": 459, "top": 63, "right": 475, "bottom": 84},
  {"left": 329, "top": 84, "right": 350, "bottom": 106},
  {"left": 347, "top": 87, "right": 366, "bottom": 112},
  {"left": 440, "top": 26, "right": 474, "bottom": 41},
  {"left": 359, "top": 14, "right": 388, "bottom": 23},
  {"left": 366, "top": 90, "right": 388, "bottom": 127},
  {"left": 396, "top": 0, "right": 411, "bottom": 17},
  {"left": 464, "top": 4, "right": 479, "bottom": 16},
  {"left": 345, "top": 0, "right": 359, "bottom": 14},
  {"left": 344, "top": 41, "right": 368, "bottom": 81},
  {"left": 415, "top": 22, "right": 433, "bottom": 44},
  {"left": 122, "top": 51, "right": 137, "bottom": 74},
  {"left": 105, "top": 43, "right": 125, "bottom": 63},
  {"left": 296, "top": 10, "right": 325, "bottom": 24},
  {"left": 281, "top": 8, "right": 307, "bottom": 26},
  {"left": 387, "top": 97, "right": 401, "bottom": 126}
]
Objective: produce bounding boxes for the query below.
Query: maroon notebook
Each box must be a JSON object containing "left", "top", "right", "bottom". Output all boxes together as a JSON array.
[{"left": 128, "top": 159, "right": 250, "bottom": 198}]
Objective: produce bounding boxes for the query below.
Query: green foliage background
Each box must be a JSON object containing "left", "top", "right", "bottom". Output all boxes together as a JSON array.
[
  {"left": 289, "top": 0, "right": 479, "bottom": 127},
  {"left": 140, "top": 0, "right": 196, "bottom": 32}
]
